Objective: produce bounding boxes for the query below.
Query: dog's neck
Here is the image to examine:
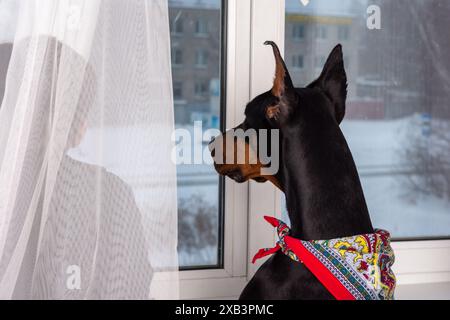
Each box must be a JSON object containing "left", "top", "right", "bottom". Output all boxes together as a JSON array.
[{"left": 281, "top": 119, "right": 374, "bottom": 241}]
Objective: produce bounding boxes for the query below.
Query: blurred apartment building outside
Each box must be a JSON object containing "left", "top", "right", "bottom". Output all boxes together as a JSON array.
[
  {"left": 169, "top": 0, "right": 450, "bottom": 123},
  {"left": 169, "top": 0, "right": 375, "bottom": 123},
  {"left": 284, "top": 6, "right": 369, "bottom": 119},
  {"left": 0, "top": 1, "right": 448, "bottom": 121},
  {"left": 169, "top": 0, "right": 221, "bottom": 127}
]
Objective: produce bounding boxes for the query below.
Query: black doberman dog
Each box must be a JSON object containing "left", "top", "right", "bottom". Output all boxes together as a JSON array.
[{"left": 209, "top": 41, "right": 374, "bottom": 299}]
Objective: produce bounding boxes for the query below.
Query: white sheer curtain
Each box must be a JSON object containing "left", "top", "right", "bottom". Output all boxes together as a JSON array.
[{"left": 0, "top": 0, "right": 178, "bottom": 299}]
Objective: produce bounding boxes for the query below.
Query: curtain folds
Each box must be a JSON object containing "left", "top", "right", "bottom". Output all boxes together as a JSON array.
[{"left": 0, "top": 0, "right": 178, "bottom": 299}]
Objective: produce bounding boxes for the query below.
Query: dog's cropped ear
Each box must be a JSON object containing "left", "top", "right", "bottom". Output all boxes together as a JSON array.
[
  {"left": 308, "top": 44, "right": 347, "bottom": 124},
  {"left": 264, "top": 41, "right": 295, "bottom": 122}
]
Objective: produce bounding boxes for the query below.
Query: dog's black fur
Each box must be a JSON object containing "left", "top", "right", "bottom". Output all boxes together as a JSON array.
[{"left": 210, "top": 42, "right": 374, "bottom": 299}]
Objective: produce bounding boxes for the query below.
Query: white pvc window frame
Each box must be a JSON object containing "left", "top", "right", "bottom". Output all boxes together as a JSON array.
[
  {"left": 176, "top": 0, "right": 450, "bottom": 300},
  {"left": 176, "top": 0, "right": 287, "bottom": 299},
  {"left": 176, "top": 0, "right": 252, "bottom": 299},
  {"left": 246, "top": 0, "right": 450, "bottom": 291}
]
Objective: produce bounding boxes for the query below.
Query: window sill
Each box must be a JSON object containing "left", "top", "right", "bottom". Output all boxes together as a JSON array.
[
  {"left": 392, "top": 239, "right": 450, "bottom": 285},
  {"left": 396, "top": 282, "right": 450, "bottom": 300}
]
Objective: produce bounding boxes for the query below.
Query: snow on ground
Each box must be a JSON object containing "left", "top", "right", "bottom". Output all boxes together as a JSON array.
[
  {"left": 342, "top": 117, "right": 450, "bottom": 238},
  {"left": 341, "top": 118, "right": 410, "bottom": 169},
  {"left": 359, "top": 174, "right": 450, "bottom": 238}
]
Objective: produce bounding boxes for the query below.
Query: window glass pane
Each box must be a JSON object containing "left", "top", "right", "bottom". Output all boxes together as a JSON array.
[
  {"left": 0, "top": 1, "right": 223, "bottom": 270},
  {"left": 285, "top": 0, "right": 450, "bottom": 239},
  {"left": 169, "top": 0, "right": 224, "bottom": 268}
]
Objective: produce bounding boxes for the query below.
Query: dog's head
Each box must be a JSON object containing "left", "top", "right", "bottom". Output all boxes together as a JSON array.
[{"left": 209, "top": 41, "right": 347, "bottom": 190}]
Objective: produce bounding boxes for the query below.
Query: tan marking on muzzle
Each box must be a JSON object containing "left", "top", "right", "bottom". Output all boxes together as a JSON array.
[{"left": 209, "top": 130, "right": 282, "bottom": 190}]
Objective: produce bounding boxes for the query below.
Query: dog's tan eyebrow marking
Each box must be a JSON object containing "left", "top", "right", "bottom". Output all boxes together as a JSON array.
[{"left": 266, "top": 105, "right": 280, "bottom": 120}]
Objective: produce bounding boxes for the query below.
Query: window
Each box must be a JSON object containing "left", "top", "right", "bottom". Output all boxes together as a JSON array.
[
  {"left": 173, "top": 82, "right": 183, "bottom": 100},
  {"left": 171, "top": 15, "right": 184, "bottom": 35},
  {"left": 194, "top": 81, "right": 209, "bottom": 98},
  {"left": 292, "top": 54, "right": 304, "bottom": 70},
  {"left": 195, "top": 49, "right": 208, "bottom": 68},
  {"left": 195, "top": 19, "right": 208, "bottom": 36},
  {"left": 315, "top": 25, "right": 327, "bottom": 39},
  {"left": 285, "top": 0, "right": 450, "bottom": 240},
  {"left": 171, "top": 48, "right": 183, "bottom": 66},
  {"left": 292, "top": 24, "right": 305, "bottom": 40},
  {"left": 338, "top": 25, "right": 350, "bottom": 41},
  {"left": 169, "top": 0, "right": 224, "bottom": 270}
]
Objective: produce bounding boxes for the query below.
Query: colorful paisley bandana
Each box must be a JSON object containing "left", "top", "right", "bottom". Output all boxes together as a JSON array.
[{"left": 252, "top": 216, "right": 396, "bottom": 300}]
